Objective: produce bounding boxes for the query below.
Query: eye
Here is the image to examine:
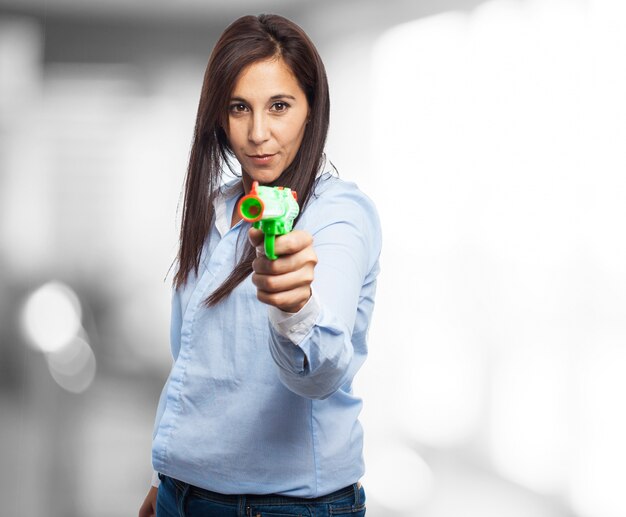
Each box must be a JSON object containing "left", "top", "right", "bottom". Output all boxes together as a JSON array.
[
  {"left": 229, "top": 103, "right": 248, "bottom": 114},
  {"left": 271, "top": 101, "right": 290, "bottom": 112}
]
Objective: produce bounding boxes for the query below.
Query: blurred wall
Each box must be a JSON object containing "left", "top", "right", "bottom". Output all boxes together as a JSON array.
[{"left": 1, "top": 0, "right": 625, "bottom": 516}]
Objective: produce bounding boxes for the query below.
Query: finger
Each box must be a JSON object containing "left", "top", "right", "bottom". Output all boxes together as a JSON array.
[
  {"left": 251, "top": 267, "right": 315, "bottom": 293},
  {"left": 255, "top": 285, "right": 312, "bottom": 313},
  {"left": 248, "top": 227, "right": 264, "bottom": 248},
  {"left": 273, "top": 230, "right": 313, "bottom": 257},
  {"left": 252, "top": 246, "right": 317, "bottom": 275},
  {"left": 252, "top": 254, "right": 295, "bottom": 275}
]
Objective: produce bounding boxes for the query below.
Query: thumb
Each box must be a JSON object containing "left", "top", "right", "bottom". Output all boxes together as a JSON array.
[{"left": 248, "top": 226, "right": 264, "bottom": 248}]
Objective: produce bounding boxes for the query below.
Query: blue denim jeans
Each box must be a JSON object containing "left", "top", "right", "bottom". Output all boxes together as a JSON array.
[{"left": 156, "top": 474, "right": 366, "bottom": 516}]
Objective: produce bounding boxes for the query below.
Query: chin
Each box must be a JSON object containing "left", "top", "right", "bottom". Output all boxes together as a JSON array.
[{"left": 246, "top": 168, "right": 283, "bottom": 185}]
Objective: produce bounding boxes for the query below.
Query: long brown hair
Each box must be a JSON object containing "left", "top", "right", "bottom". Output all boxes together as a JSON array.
[{"left": 173, "top": 14, "right": 330, "bottom": 305}]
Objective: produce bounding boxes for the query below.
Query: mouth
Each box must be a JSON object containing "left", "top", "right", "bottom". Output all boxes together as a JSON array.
[{"left": 247, "top": 153, "right": 276, "bottom": 164}]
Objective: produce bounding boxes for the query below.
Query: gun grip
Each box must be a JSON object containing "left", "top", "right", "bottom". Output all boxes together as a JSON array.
[{"left": 264, "top": 234, "right": 278, "bottom": 260}]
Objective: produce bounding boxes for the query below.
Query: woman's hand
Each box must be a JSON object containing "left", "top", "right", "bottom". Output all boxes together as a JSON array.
[
  {"left": 249, "top": 227, "right": 318, "bottom": 313},
  {"left": 138, "top": 486, "right": 158, "bottom": 517}
]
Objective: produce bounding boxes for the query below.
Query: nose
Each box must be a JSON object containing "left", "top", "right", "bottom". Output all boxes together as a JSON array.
[{"left": 249, "top": 112, "right": 270, "bottom": 145}]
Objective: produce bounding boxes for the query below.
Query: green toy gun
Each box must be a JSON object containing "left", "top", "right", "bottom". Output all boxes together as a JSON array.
[{"left": 238, "top": 180, "right": 300, "bottom": 260}]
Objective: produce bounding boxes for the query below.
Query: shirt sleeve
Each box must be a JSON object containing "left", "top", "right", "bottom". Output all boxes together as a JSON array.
[
  {"left": 267, "top": 182, "right": 382, "bottom": 400},
  {"left": 268, "top": 290, "right": 321, "bottom": 343},
  {"left": 151, "top": 470, "right": 161, "bottom": 488}
]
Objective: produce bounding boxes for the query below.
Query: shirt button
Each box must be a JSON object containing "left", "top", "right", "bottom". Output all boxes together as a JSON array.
[{"left": 291, "top": 322, "right": 305, "bottom": 333}]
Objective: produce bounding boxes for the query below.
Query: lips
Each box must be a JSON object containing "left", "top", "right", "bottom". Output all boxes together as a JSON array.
[{"left": 247, "top": 153, "right": 276, "bottom": 164}]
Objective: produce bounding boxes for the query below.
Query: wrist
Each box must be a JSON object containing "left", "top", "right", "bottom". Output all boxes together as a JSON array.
[
  {"left": 279, "top": 288, "right": 312, "bottom": 314},
  {"left": 269, "top": 289, "right": 320, "bottom": 345}
]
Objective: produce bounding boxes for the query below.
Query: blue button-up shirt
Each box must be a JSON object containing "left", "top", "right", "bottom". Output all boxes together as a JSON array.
[{"left": 151, "top": 171, "right": 382, "bottom": 497}]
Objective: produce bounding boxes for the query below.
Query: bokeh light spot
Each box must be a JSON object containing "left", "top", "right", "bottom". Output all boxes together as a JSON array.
[
  {"left": 47, "top": 337, "right": 97, "bottom": 393},
  {"left": 20, "top": 281, "right": 82, "bottom": 353}
]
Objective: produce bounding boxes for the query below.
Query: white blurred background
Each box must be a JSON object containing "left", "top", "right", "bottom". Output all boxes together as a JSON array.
[{"left": 1, "top": 0, "right": 624, "bottom": 515}]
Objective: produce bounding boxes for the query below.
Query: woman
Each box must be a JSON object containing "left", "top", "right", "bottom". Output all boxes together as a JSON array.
[{"left": 139, "top": 13, "right": 381, "bottom": 517}]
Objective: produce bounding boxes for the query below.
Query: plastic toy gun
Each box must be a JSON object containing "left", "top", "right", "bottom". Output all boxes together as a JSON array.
[{"left": 238, "top": 181, "right": 300, "bottom": 260}]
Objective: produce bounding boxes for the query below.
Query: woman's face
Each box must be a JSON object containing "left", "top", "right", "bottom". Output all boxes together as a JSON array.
[{"left": 226, "top": 57, "right": 310, "bottom": 191}]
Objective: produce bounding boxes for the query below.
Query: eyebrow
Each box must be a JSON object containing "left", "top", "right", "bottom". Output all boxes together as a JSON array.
[
  {"left": 229, "top": 94, "right": 297, "bottom": 102},
  {"left": 270, "top": 94, "right": 297, "bottom": 101}
]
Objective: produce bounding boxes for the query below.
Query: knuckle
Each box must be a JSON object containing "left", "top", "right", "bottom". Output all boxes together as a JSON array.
[
  {"left": 270, "top": 293, "right": 284, "bottom": 308},
  {"left": 268, "top": 260, "right": 282, "bottom": 275},
  {"left": 300, "top": 234, "right": 313, "bottom": 250},
  {"left": 257, "top": 289, "right": 272, "bottom": 304},
  {"left": 264, "top": 276, "right": 277, "bottom": 292},
  {"left": 304, "top": 251, "right": 317, "bottom": 266},
  {"left": 282, "top": 256, "right": 295, "bottom": 272},
  {"left": 276, "top": 292, "right": 290, "bottom": 308},
  {"left": 257, "top": 257, "right": 271, "bottom": 273}
]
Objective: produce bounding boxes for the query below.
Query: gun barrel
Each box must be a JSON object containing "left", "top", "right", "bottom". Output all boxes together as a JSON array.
[{"left": 239, "top": 195, "right": 286, "bottom": 222}]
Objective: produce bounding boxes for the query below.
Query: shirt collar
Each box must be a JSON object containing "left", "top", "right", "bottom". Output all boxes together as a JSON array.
[{"left": 213, "top": 179, "right": 244, "bottom": 237}]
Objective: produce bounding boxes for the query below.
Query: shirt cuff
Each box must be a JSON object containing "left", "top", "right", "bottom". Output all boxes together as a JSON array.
[
  {"left": 151, "top": 470, "right": 161, "bottom": 488},
  {"left": 268, "top": 289, "right": 321, "bottom": 345}
]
